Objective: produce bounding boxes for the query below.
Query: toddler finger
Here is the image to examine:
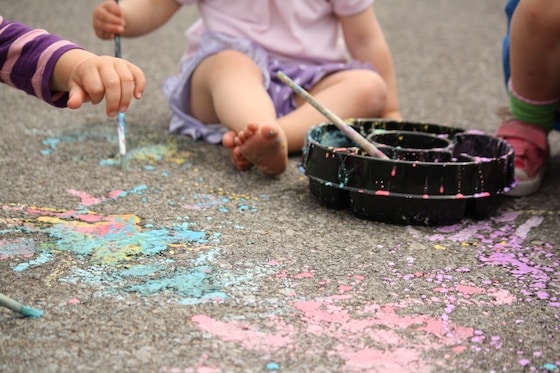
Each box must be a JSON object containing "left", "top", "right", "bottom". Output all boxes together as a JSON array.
[
  {"left": 98, "top": 65, "right": 124, "bottom": 116},
  {"left": 77, "top": 68, "right": 107, "bottom": 108},
  {"left": 128, "top": 63, "right": 146, "bottom": 99},
  {"left": 113, "top": 63, "right": 137, "bottom": 112},
  {"left": 67, "top": 84, "right": 87, "bottom": 110}
]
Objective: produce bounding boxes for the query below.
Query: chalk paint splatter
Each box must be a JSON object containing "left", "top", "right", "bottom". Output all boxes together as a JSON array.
[
  {"left": 183, "top": 210, "right": 559, "bottom": 372},
  {"left": 2, "top": 183, "right": 559, "bottom": 372},
  {"left": 0, "top": 184, "right": 277, "bottom": 306},
  {"left": 0, "top": 237, "right": 35, "bottom": 260},
  {"left": 99, "top": 143, "right": 192, "bottom": 167}
]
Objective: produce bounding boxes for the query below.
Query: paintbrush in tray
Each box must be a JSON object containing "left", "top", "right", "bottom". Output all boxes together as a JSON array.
[
  {"left": 0, "top": 292, "right": 43, "bottom": 318},
  {"left": 276, "top": 71, "right": 389, "bottom": 159},
  {"left": 114, "top": 0, "right": 127, "bottom": 167}
]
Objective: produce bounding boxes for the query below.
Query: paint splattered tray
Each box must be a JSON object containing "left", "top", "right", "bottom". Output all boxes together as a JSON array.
[{"left": 300, "top": 119, "right": 516, "bottom": 225}]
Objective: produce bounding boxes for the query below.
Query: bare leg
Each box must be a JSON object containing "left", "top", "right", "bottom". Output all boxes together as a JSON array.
[
  {"left": 510, "top": 0, "right": 560, "bottom": 100},
  {"left": 278, "top": 69, "right": 388, "bottom": 152},
  {"left": 496, "top": 0, "right": 560, "bottom": 196},
  {"left": 189, "top": 50, "right": 288, "bottom": 175}
]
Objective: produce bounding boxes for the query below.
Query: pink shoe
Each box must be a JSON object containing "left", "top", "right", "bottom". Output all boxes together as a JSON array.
[{"left": 496, "top": 120, "right": 549, "bottom": 196}]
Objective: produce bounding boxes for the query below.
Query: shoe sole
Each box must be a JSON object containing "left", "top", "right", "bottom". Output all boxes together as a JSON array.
[{"left": 505, "top": 166, "right": 546, "bottom": 197}]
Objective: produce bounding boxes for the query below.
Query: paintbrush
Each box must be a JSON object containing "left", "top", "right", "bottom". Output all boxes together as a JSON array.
[
  {"left": 276, "top": 71, "right": 389, "bottom": 159},
  {"left": 0, "top": 292, "right": 43, "bottom": 318},
  {"left": 114, "top": 0, "right": 127, "bottom": 167}
]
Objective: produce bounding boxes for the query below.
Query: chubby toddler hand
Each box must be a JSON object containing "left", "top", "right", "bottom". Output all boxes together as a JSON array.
[
  {"left": 66, "top": 55, "right": 145, "bottom": 117},
  {"left": 93, "top": 0, "right": 126, "bottom": 40}
]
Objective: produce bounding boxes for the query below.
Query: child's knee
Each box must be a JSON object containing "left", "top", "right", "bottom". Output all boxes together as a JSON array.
[
  {"left": 517, "top": 0, "right": 560, "bottom": 34},
  {"left": 352, "top": 70, "right": 388, "bottom": 111}
]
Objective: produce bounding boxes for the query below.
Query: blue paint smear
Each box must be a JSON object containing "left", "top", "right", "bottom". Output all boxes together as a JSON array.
[
  {"left": 58, "top": 249, "right": 237, "bottom": 304},
  {"left": 12, "top": 251, "right": 53, "bottom": 272},
  {"left": 40, "top": 137, "right": 60, "bottom": 155},
  {"left": 99, "top": 159, "right": 120, "bottom": 166},
  {"left": 119, "top": 264, "right": 166, "bottom": 277},
  {"left": 127, "top": 265, "right": 225, "bottom": 299},
  {"left": 266, "top": 362, "right": 280, "bottom": 371},
  {"left": 115, "top": 184, "right": 148, "bottom": 197},
  {"left": 47, "top": 224, "right": 205, "bottom": 259},
  {"left": 2, "top": 197, "right": 269, "bottom": 305}
]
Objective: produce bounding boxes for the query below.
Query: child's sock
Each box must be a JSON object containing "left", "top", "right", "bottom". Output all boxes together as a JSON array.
[{"left": 508, "top": 79, "right": 559, "bottom": 132}]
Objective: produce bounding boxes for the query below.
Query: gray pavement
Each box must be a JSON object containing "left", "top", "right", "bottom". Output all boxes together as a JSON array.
[{"left": 1, "top": 1, "right": 559, "bottom": 372}]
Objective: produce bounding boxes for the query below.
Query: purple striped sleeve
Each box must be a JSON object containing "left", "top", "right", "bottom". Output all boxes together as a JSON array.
[{"left": 0, "top": 16, "right": 83, "bottom": 107}]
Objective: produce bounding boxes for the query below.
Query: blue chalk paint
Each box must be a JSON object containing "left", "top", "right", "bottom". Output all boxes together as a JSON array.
[
  {"left": 13, "top": 251, "right": 53, "bottom": 272},
  {"left": 20, "top": 305, "right": 44, "bottom": 318},
  {"left": 266, "top": 362, "right": 280, "bottom": 371},
  {"left": 543, "top": 363, "right": 558, "bottom": 371},
  {"left": 115, "top": 184, "right": 148, "bottom": 198},
  {"left": 40, "top": 137, "right": 60, "bottom": 155},
  {"left": 119, "top": 264, "right": 165, "bottom": 277},
  {"left": 99, "top": 159, "right": 121, "bottom": 166}
]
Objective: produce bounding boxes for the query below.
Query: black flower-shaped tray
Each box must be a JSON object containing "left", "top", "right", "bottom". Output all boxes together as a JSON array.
[{"left": 300, "top": 119, "right": 516, "bottom": 225}]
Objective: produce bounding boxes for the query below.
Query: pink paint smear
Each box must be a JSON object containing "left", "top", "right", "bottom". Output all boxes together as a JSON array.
[{"left": 192, "top": 293, "right": 473, "bottom": 372}]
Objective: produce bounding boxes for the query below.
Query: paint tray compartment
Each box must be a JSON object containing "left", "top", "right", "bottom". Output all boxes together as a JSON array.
[{"left": 300, "top": 119, "right": 516, "bottom": 225}]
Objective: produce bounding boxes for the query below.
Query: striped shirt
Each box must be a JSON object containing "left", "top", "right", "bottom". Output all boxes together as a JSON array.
[{"left": 0, "top": 16, "right": 82, "bottom": 107}]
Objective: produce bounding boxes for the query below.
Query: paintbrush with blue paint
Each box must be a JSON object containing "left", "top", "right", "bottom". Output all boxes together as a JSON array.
[
  {"left": 114, "top": 0, "right": 127, "bottom": 168},
  {"left": 0, "top": 292, "right": 43, "bottom": 318}
]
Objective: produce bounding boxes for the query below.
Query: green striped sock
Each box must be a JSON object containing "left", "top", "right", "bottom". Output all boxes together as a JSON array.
[{"left": 508, "top": 89, "right": 558, "bottom": 132}]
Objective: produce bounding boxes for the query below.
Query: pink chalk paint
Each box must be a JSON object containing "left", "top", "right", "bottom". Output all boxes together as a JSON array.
[
  {"left": 66, "top": 190, "right": 102, "bottom": 206},
  {"left": 452, "top": 345, "right": 467, "bottom": 353},
  {"left": 455, "top": 285, "right": 485, "bottom": 295},
  {"left": 337, "top": 285, "right": 353, "bottom": 293},
  {"left": 191, "top": 314, "right": 294, "bottom": 351},
  {"left": 338, "top": 347, "right": 429, "bottom": 372},
  {"left": 294, "top": 272, "right": 314, "bottom": 279},
  {"left": 375, "top": 190, "right": 390, "bottom": 196}
]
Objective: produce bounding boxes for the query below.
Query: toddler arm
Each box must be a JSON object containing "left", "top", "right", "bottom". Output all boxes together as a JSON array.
[
  {"left": 93, "top": 0, "right": 181, "bottom": 39},
  {"left": 340, "top": 7, "right": 401, "bottom": 120},
  {"left": 0, "top": 16, "right": 144, "bottom": 115}
]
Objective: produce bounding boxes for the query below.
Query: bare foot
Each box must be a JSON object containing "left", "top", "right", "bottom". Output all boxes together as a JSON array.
[
  {"left": 222, "top": 131, "right": 252, "bottom": 170},
  {"left": 235, "top": 123, "right": 288, "bottom": 176}
]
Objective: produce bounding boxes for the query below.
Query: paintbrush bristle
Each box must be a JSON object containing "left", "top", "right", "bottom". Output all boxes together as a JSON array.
[
  {"left": 19, "top": 305, "right": 44, "bottom": 318},
  {"left": 0, "top": 293, "right": 44, "bottom": 318}
]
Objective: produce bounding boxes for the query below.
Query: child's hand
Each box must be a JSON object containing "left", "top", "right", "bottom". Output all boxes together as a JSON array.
[
  {"left": 66, "top": 55, "right": 145, "bottom": 117},
  {"left": 93, "top": 0, "right": 125, "bottom": 39}
]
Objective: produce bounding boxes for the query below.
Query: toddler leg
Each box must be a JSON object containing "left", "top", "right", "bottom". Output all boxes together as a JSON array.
[
  {"left": 497, "top": 0, "right": 560, "bottom": 196},
  {"left": 190, "top": 50, "right": 288, "bottom": 176}
]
